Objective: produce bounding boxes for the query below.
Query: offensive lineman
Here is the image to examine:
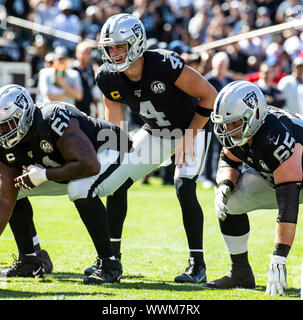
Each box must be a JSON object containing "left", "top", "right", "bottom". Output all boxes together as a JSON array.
[
  {"left": 204, "top": 80, "right": 303, "bottom": 296},
  {"left": 91, "top": 13, "right": 217, "bottom": 283},
  {"left": 0, "top": 84, "right": 133, "bottom": 283}
]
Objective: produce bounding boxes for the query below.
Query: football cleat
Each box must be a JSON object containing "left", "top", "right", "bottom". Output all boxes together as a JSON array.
[
  {"left": 83, "top": 258, "right": 100, "bottom": 276},
  {"left": 202, "top": 264, "right": 255, "bottom": 289},
  {"left": 175, "top": 258, "right": 207, "bottom": 284},
  {"left": 83, "top": 258, "right": 122, "bottom": 285},
  {"left": 1, "top": 253, "right": 44, "bottom": 278},
  {"left": 36, "top": 249, "right": 53, "bottom": 274},
  {"left": 84, "top": 253, "right": 121, "bottom": 276}
]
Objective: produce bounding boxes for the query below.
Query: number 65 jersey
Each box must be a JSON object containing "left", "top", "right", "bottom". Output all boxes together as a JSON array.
[
  {"left": 96, "top": 49, "right": 197, "bottom": 133},
  {"left": 229, "top": 106, "right": 303, "bottom": 187}
]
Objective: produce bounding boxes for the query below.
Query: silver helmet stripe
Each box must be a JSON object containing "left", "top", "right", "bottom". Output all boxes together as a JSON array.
[
  {"left": 105, "top": 14, "right": 129, "bottom": 37},
  {"left": 215, "top": 80, "right": 242, "bottom": 114}
]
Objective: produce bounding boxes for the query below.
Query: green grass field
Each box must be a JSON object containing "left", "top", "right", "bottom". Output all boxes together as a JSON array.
[{"left": 0, "top": 177, "right": 302, "bottom": 301}]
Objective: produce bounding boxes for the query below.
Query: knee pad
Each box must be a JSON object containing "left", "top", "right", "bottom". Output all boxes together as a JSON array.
[{"left": 219, "top": 213, "right": 250, "bottom": 236}]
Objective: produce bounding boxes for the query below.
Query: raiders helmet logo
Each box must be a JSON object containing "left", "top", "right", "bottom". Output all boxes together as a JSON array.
[
  {"left": 131, "top": 23, "right": 143, "bottom": 37},
  {"left": 14, "top": 93, "right": 28, "bottom": 110},
  {"left": 242, "top": 91, "right": 258, "bottom": 109},
  {"left": 40, "top": 140, "right": 54, "bottom": 153}
]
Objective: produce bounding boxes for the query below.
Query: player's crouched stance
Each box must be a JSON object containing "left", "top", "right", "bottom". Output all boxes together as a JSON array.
[
  {"left": 0, "top": 84, "right": 133, "bottom": 284},
  {"left": 203, "top": 81, "right": 303, "bottom": 296}
]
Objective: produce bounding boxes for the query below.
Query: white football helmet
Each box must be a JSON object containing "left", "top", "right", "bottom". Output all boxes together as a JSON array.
[
  {"left": 211, "top": 80, "right": 267, "bottom": 148},
  {"left": 99, "top": 13, "right": 147, "bottom": 72},
  {"left": 0, "top": 84, "right": 36, "bottom": 149}
]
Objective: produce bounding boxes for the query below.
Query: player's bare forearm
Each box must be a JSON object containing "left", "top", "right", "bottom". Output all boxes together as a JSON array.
[
  {"left": 46, "top": 119, "right": 100, "bottom": 181},
  {"left": 46, "top": 139, "right": 100, "bottom": 181},
  {"left": 186, "top": 113, "right": 209, "bottom": 138},
  {"left": 275, "top": 222, "right": 296, "bottom": 247},
  {"left": 46, "top": 161, "right": 98, "bottom": 181},
  {"left": 216, "top": 148, "right": 242, "bottom": 185},
  {"left": 216, "top": 166, "right": 240, "bottom": 186}
]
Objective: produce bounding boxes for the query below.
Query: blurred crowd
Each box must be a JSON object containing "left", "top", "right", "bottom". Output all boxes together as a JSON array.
[{"left": 1, "top": 0, "right": 303, "bottom": 185}]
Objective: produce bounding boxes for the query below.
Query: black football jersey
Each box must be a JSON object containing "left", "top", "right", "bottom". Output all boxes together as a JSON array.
[
  {"left": 229, "top": 106, "right": 303, "bottom": 187},
  {"left": 96, "top": 49, "right": 198, "bottom": 135},
  {"left": 0, "top": 101, "right": 132, "bottom": 170}
]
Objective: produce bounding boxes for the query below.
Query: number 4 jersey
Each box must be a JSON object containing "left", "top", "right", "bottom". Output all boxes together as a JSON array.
[
  {"left": 0, "top": 101, "right": 132, "bottom": 170},
  {"left": 96, "top": 49, "right": 197, "bottom": 133},
  {"left": 229, "top": 106, "right": 303, "bottom": 187}
]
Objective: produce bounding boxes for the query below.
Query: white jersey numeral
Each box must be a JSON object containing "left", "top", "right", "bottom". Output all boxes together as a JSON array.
[
  {"left": 139, "top": 101, "right": 171, "bottom": 127},
  {"left": 169, "top": 55, "right": 183, "bottom": 69},
  {"left": 273, "top": 132, "right": 295, "bottom": 163},
  {"left": 51, "top": 110, "right": 70, "bottom": 136}
]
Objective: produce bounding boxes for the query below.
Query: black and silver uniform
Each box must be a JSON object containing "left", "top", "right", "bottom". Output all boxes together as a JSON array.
[
  {"left": 96, "top": 49, "right": 199, "bottom": 134},
  {"left": 229, "top": 106, "right": 303, "bottom": 186},
  {"left": 0, "top": 102, "right": 132, "bottom": 170}
]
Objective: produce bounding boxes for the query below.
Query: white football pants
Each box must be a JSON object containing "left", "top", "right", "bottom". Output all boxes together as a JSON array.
[{"left": 224, "top": 167, "right": 303, "bottom": 214}]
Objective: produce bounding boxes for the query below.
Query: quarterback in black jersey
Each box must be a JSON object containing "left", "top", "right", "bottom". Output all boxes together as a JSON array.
[
  {"left": 95, "top": 13, "right": 217, "bottom": 283},
  {"left": 0, "top": 84, "right": 133, "bottom": 284},
  {"left": 204, "top": 81, "right": 303, "bottom": 296}
]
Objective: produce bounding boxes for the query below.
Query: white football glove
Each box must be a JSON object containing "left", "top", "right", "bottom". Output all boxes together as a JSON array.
[
  {"left": 266, "top": 255, "right": 289, "bottom": 296},
  {"left": 14, "top": 165, "right": 47, "bottom": 190},
  {"left": 215, "top": 183, "right": 232, "bottom": 221}
]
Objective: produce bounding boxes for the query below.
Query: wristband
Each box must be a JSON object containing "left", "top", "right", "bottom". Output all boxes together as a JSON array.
[
  {"left": 273, "top": 243, "right": 291, "bottom": 258},
  {"left": 218, "top": 179, "right": 234, "bottom": 192}
]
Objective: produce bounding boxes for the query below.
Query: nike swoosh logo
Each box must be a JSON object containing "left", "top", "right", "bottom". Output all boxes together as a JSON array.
[
  {"left": 273, "top": 135, "right": 280, "bottom": 145},
  {"left": 33, "top": 266, "right": 42, "bottom": 276}
]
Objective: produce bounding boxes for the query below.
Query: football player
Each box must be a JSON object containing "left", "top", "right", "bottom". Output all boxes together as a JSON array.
[
  {"left": 0, "top": 84, "right": 134, "bottom": 284},
  {"left": 204, "top": 80, "right": 303, "bottom": 296},
  {"left": 92, "top": 13, "right": 217, "bottom": 283}
]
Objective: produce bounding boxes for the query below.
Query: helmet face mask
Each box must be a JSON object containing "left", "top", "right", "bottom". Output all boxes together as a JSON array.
[
  {"left": 0, "top": 84, "right": 35, "bottom": 149},
  {"left": 211, "top": 81, "right": 267, "bottom": 149},
  {"left": 0, "top": 115, "right": 21, "bottom": 149},
  {"left": 99, "top": 13, "right": 147, "bottom": 72},
  {"left": 102, "top": 41, "right": 130, "bottom": 72}
]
